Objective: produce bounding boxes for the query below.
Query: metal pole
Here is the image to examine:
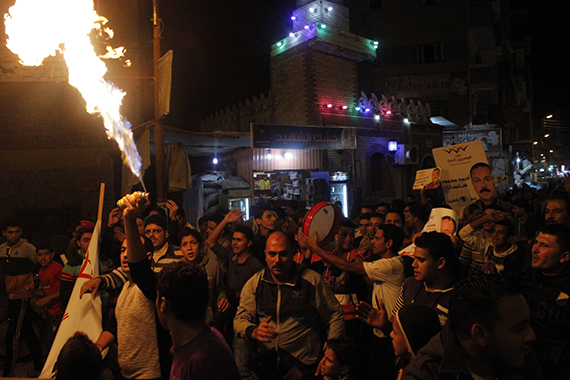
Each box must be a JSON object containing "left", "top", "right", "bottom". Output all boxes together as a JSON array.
[{"left": 153, "top": 0, "right": 166, "bottom": 206}]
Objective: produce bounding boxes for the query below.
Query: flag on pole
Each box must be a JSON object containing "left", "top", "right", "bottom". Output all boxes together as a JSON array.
[{"left": 40, "top": 219, "right": 103, "bottom": 378}]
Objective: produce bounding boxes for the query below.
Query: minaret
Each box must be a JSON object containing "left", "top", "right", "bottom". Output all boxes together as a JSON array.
[{"left": 270, "top": 0, "right": 377, "bottom": 125}]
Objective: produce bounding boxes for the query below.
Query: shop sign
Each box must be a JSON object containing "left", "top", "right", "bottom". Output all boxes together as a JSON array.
[
  {"left": 251, "top": 123, "right": 356, "bottom": 150},
  {"left": 443, "top": 128, "right": 502, "bottom": 151}
]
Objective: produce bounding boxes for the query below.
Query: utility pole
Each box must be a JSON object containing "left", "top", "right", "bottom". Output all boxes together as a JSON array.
[{"left": 152, "top": 0, "right": 166, "bottom": 206}]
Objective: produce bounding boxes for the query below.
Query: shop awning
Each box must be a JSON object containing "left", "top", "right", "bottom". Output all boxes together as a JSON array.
[{"left": 134, "top": 122, "right": 251, "bottom": 157}]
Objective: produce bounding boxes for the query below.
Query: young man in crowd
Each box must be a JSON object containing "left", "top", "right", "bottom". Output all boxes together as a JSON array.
[
  {"left": 404, "top": 204, "right": 428, "bottom": 240},
  {"left": 119, "top": 192, "right": 240, "bottom": 380},
  {"left": 316, "top": 338, "right": 360, "bottom": 380},
  {"left": 459, "top": 207, "right": 525, "bottom": 277},
  {"left": 144, "top": 214, "right": 183, "bottom": 272},
  {"left": 0, "top": 221, "right": 44, "bottom": 377},
  {"left": 524, "top": 224, "right": 570, "bottom": 379},
  {"left": 358, "top": 231, "right": 461, "bottom": 332},
  {"left": 300, "top": 224, "right": 406, "bottom": 380},
  {"left": 354, "top": 212, "right": 372, "bottom": 243},
  {"left": 32, "top": 244, "right": 64, "bottom": 356},
  {"left": 204, "top": 208, "right": 264, "bottom": 379},
  {"left": 458, "top": 205, "right": 502, "bottom": 275},
  {"left": 250, "top": 205, "right": 279, "bottom": 265},
  {"left": 235, "top": 231, "right": 345, "bottom": 380},
  {"left": 402, "top": 275, "right": 541, "bottom": 380},
  {"left": 93, "top": 235, "right": 167, "bottom": 380},
  {"left": 544, "top": 196, "right": 570, "bottom": 226}
]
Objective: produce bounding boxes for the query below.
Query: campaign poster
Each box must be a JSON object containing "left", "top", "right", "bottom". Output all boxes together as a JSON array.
[
  {"left": 413, "top": 167, "right": 441, "bottom": 190},
  {"left": 432, "top": 140, "right": 489, "bottom": 216},
  {"left": 400, "top": 208, "right": 458, "bottom": 256}
]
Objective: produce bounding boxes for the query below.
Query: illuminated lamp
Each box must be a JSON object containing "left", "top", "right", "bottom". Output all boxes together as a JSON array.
[
  {"left": 355, "top": 106, "right": 361, "bottom": 111},
  {"left": 277, "top": 41, "right": 283, "bottom": 47},
  {"left": 267, "top": 149, "right": 272, "bottom": 160},
  {"left": 213, "top": 158, "right": 218, "bottom": 165},
  {"left": 403, "top": 118, "right": 410, "bottom": 123},
  {"left": 388, "top": 141, "right": 398, "bottom": 152},
  {"left": 326, "top": 103, "right": 333, "bottom": 108},
  {"left": 328, "top": 7, "right": 333, "bottom": 11},
  {"left": 341, "top": 105, "right": 348, "bottom": 110},
  {"left": 374, "top": 114, "right": 380, "bottom": 121},
  {"left": 289, "top": 32, "right": 295, "bottom": 37},
  {"left": 284, "top": 152, "right": 293, "bottom": 160},
  {"left": 291, "top": 16, "right": 296, "bottom": 20},
  {"left": 320, "top": 23, "right": 326, "bottom": 29},
  {"left": 304, "top": 25, "right": 310, "bottom": 30},
  {"left": 309, "top": 7, "right": 315, "bottom": 12},
  {"left": 365, "top": 108, "right": 370, "bottom": 113}
]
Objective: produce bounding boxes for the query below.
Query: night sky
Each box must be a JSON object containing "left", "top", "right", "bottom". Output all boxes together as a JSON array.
[
  {"left": 156, "top": 0, "right": 569, "bottom": 129},
  {"left": 159, "top": 0, "right": 297, "bottom": 129},
  {"left": 1, "top": 0, "right": 567, "bottom": 128}
]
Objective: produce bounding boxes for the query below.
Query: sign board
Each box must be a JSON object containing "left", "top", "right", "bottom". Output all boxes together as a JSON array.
[
  {"left": 251, "top": 123, "right": 356, "bottom": 150},
  {"left": 432, "top": 141, "right": 488, "bottom": 216},
  {"left": 400, "top": 208, "right": 458, "bottom": 256},
  {"left": 413, "top": 167, "right": 441, "bottom": 190},
  {"left": 443, "top": 128, "right": 502, "bottom": 151}
]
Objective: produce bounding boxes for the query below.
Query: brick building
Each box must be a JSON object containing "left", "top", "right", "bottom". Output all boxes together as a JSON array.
[{"left": 199, "top": 0, "right": 443, "bottom": 207}]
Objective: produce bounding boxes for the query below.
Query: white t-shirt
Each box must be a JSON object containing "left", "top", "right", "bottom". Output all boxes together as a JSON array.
[{"left": 363, "top": 255, "right": 405, "bottom": 338}]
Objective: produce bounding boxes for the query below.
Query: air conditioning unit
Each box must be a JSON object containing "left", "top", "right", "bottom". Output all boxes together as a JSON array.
[{"left": 395, "top": 144, "right": 419, "bottom": 165}]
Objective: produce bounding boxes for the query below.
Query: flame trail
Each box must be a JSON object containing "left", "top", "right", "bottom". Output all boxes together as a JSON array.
[{"left": 4, "top": 0, "right": 143, "bottom": 179}]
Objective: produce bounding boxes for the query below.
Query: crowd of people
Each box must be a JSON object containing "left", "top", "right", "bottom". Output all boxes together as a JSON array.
[{"left": 1, "top": 164, "right": 570, "bottom": 380}]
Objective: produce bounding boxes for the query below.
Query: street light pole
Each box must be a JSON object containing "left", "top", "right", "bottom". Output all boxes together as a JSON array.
[{"left": 152, "top": 0, "right": 166, "bottom": 206}]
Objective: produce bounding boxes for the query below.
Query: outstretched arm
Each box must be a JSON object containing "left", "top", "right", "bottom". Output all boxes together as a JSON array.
[
  {"left": 298, "top": 231, "right": 366, "bottom": 275},
  {"left": 206, "top": 209, "right": 243, "bottom": 248}
]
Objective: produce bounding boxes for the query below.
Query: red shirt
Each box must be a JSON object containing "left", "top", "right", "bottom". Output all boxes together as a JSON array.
[{"left": 38, "top": 260, "right": 63, "bottom": 316}]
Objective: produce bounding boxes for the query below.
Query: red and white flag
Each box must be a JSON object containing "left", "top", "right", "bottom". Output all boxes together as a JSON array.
[{"left": 40, "top": 220, "right": 103, "bottom": 378}]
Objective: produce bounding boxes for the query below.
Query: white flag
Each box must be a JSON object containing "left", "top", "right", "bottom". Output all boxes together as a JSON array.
[{"left": 40, "top": 220, "right": 103, "bottom": 378}]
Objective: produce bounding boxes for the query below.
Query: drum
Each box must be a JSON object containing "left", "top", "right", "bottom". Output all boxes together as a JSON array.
[{"left": 302, "top": 201, "right": 342, "bottom": 246}]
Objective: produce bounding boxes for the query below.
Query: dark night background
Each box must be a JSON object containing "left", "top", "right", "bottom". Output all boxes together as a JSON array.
[{"left": 1, "top": 0, "right": 568, "bottom": 127}]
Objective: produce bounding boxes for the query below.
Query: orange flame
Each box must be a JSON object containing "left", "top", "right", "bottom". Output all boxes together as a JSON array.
[{"left": 4, "top": 0, "right": 142, "bottom": 178}]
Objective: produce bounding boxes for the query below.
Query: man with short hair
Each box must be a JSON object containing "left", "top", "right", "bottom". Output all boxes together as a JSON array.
[
  {"left": 404, "top": 204, "right": 427, "bottom": 239},
  {"left": 144, "top": 214, "right": 182, "bottom": 272},
  {"left": 469, "top": 162, "right": 499, "bottom": 212},
  {"left": 385, "top": 210, "right": 404, "bottom": 229},
  {"left": 300, "top": 224, "right": 406, "bottom": 380},
  {"left": 0, "top": 221, "right": 43, "bottom": 377},
  {"left": 524, "top": 224, "right": 570, "bottom": 379},
  {"left": 355, "top": 212, "right": 371, "bottom": 240},
  {"left": 250, "top": 205, "right": 279, "bottom": 265},
  {"left": 459, "top": 205, "right": 501, "bottom": 275},
  {"left": 460, "top": 207, "right": 526, "bottom": 277},
  {"left": 93, "top": 235, "right": 167, "bottom": 380},
  {"left": 119, "top": 192, "right": 240, "bottom": 380},
  {"left": 235, "top": 231, "right": 345, "bottom": 379},
  {"left": 544, "top": 196, "right": 570, "bottom": 226},
  {"left": 402, "top": 275, "right": 541, "bottom": 380},
  {"left": 358, "top": 232, "right": 461, "bottom": 341}
]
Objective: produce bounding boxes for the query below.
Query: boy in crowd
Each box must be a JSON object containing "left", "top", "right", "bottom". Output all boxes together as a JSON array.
[
  {"left": 32, "top": 244, "right": 64, "bottom": 356},
  {"left": 1, "top": 221, "right": 44, "bottom": 377}
]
